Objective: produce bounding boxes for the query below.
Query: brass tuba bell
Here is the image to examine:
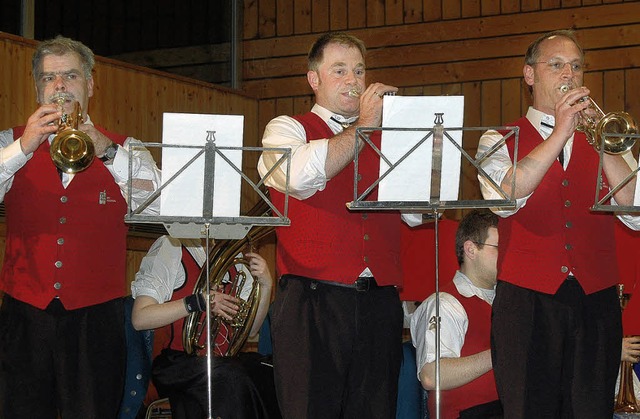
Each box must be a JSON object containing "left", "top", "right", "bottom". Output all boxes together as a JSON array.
[
  {"left": 50, "top": 98, "right": 95, "bottom": 173},
  {"left": 560, "top": 84, "right": 638, "bottom": 155},
  {"left": 182, "top": 196, "right": 274, "bottom": 357}
]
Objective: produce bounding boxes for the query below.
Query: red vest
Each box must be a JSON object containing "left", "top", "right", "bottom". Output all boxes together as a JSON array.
[
  {"left": 499, "top": 118, "right": 617, "bottom": 294},
  {"left": 428, "top": 280, "right": 498, "bottom": 419},
  {"left": 1, "top": 126, "right": 128, "bottom": 309},
  {"left": 269, "top": 112, "right": 402, "bottom": 286}
]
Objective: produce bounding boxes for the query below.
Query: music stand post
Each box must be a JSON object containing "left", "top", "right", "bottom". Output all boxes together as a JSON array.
[
  {"left": 590, "top": 132, "right": 640, "bottom": 213},
  {"left": 349, "top": 117, "right": 518, "bottom": 419},
  {"left": 124, "top": 138, "right": 291, "bottom": 419}
]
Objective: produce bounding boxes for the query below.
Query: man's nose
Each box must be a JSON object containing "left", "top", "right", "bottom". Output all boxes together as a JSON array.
[{"left": 53, "top": 75, "right": 66, "bottom": 91}]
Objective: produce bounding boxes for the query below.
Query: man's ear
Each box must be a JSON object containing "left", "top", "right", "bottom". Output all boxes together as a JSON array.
[
  {"left": 463, "top": 240, "right": 477, "bottom": 260},
  {"left": 523, "top": 65, "right": 535, "bottom": 88},
  {"left": 307, "top": 70, "right": 319, "bottom": 92}
]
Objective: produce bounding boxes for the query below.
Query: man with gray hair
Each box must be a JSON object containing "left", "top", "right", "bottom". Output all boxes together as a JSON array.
[{"left": 0, "top": 36, "right": 160, "bottom": 417}]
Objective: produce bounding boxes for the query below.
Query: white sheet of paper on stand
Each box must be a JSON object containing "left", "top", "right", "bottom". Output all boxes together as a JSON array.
[
  {"left": 378, "top": 96, "right": 464, "bottom": 202},
  {"left": 160, "top": 113, "right": 244, "bottom": 218}
]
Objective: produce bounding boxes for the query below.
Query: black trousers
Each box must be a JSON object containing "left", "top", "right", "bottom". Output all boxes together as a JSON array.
[
  {"left": 491, "top": 280, "right": 621, "bottom": 419},
  {"left": 152, "top": 349, "right": 271, "bottom": 419},
  {"left": 0, "top": 294, "right": 126, "bottom": 418},
  {"left": 270, "top": 275, "right": 403, "bottom": 419}
]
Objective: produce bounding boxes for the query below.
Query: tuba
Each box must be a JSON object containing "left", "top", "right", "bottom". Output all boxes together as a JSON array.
[
  {"left": 50, "top": 98, "right": 95, "bottom": 173},
  {"left": 182, "top": 197, "right": 274, "bottom": 357},
  {"left": 560, "top": 84, "right": 638, "bottom": 154}
]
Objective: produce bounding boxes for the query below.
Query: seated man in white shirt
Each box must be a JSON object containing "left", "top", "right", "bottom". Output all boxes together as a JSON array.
[
  {"left": 130, "top": 235, "right": 277, "bottom": 419},
  {"left": 410, "top": 210, "right": 502, "bottom": 419}
]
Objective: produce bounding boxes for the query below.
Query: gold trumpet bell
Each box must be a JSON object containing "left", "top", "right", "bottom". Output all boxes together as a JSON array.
[
  {"left": 594, "top": 111, "right": 638, "bottom": 155},
  {"left": 50, "top": 130, "right": 95, "bottom": 173},
  {"left": 50, "top": 101, "right": 95, "bottom": 173}
]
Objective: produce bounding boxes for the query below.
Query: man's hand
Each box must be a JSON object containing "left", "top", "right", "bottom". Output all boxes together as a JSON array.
[{"left": 20, "top": 104, "right": 61, "bottom": 155}]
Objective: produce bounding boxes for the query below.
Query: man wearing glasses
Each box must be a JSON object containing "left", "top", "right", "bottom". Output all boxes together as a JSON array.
[
  {"left": 410, "top": 210, "right": 502, "bottom": 419},
  {"left": 476, "top": 29, "right": 640, "bottom": 418}
]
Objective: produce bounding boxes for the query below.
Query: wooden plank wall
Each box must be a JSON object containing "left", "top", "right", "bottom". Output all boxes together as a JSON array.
[
  {"left": 0, "top": 32, "right": 265, "bottom": 292},
  {"left": 241, "top": 0, "right": 640, "bottom": 216}
]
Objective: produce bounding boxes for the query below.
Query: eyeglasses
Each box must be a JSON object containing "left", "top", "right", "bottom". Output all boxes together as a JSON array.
[
  {"left": 533, "top": 59, "right": 584, "bottom": 74},
  {"left": 473, "top": 241, "right": 499, "bottom": 248}
]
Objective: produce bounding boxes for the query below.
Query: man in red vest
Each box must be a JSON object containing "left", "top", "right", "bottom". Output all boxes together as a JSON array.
[
  {"left": 476, "top": 29, "right": 640, "bottom": 418},
  {"left": 410, "top": 210, "right": 502, "bottom": 419},
  {"left": 130, "top": 235, "right": 275, "bottom": 419},
  {"left": 257, "top": 32, "right": 415, "bottom": 418},
  {"left": 0, "top": 36, "right": 161, "bottom": 418}
]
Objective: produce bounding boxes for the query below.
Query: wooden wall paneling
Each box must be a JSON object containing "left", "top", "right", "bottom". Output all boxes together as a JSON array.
[
  {"left": 312, "top": 0, "right": 331, "bottom": 33},
  {"left": 293, "top": 95, "right": 313, "bottom": 116},
  {"left": 276, "top": 97, "right": 295, "bottom": 118},
  {"left": 423, "top": 85, "right": 443, "bottom": 95},
  {"left": 277, "top": 0, "right": 294, "bottom": 36},
  {"left": 260, "top": 0, "right": 277, "bottom": 37},
  {"left": 480, "top": 0, "right": 501, "bottom": 16},
  {"left": 258, "top": 99, "right": 277, "bottom": 137},
  {"left": 0, "top": 38, "right": 37, "bottom": 129},
  {"left": 367, "top": 0, "right": 386, "bottom": 27},
  {"left": 603, "top": 70, "right": 625, "bottom": 112},
  {"left": 385, "top": 0, "right": 404, "bottom": 26},
  {"left": 423, "top": 0, "right": 443, "bottom": 21},
  {"left": 583, "top": 71, "right": 604, "bottom": 106},
  {"left": 481, "top": 80, "right": 501, "bottom": 126},
  {"left": 462, "top": 81, "right": 482, "bottom": 129},
  {"left": 294, "top": 0, "right": 312, "bottom": 34},
  {"left": 500, "top": 0, "right": 520, "bottom": 13},
  {"left": 244, "top": 0, "right": 259, "bottom": 39},
  {"left": 402, "top": 86, "right": 425, "bottom": 96},
  {"left": 521, "top": 0, "right": 542, "bottom": 12},
  {"left": 349, "top": 0, "right": 368, "bottom": 28},
  {"left": 625, "top": 67, "right": 640, "bottom": 119},
  {"left": 329, "top": 0, "right": 349, "bottom": 30},
  {"left": 442, "top": 1, "right": 461, "bottom": 19},
  {"left": 562, "top": 0, "right": 583, "bottom": 7},
  {"left": 404, "top": 0, "right": 424, "bottom": 24},
  {"left": 540, "top": 0, "right": 561, "bottom": 9},
  {"left": 461, "top": 0, "right": 481, "bottom": 18},
  {"left": 501, "top": 78, "right": 523, "bottom": 125}
]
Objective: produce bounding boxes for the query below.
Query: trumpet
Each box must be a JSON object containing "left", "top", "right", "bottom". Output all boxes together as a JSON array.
[
  {"left": 348, "top": 88, "right": 361, "bottom": 98},
  {"left": 560, "top": 84, "right": 638, "bottom": 154},
  {"left": 50, "top": 97, "right": 95, "bottom": 173}
]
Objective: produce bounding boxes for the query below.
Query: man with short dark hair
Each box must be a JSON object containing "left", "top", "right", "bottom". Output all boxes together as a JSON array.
[
  {"left": 257, "top": 32, "right": 408, "bottom": 418},
  {"left": 410, "top": 210, "right": 502, "bottom": 419}
]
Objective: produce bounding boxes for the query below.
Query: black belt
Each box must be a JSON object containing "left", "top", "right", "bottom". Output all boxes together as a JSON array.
[
  {"left": 321, "top": 277, "right": 378, "bottom": 292},
  {"left": 282, "top": 275, "right": 379, "bottom": 292}
]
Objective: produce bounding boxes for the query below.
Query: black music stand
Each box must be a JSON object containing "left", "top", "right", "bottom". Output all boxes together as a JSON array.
[
  {"left": 124, "top": 132, "right": 291, "bottom": 419},
  {"left": 348, "top": 115, "right": 518, "bottom": 419}
]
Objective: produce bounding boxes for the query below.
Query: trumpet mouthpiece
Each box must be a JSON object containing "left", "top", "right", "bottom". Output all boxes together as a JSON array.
[
  {"left": 348, "top": 89, "right": 361, "bottom": 98},
  {"left": 559, "top": 84, "right": 574, "bottom": 94}
]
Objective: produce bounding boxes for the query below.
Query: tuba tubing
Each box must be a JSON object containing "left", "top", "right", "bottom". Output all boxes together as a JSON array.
[{"left": 182, "top": 196, "right": 274, "bottom": 357}]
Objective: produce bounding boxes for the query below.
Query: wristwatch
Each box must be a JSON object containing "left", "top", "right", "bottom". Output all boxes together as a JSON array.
[{"left": 99, "top": 142, "right": 119, "bottom": 162}]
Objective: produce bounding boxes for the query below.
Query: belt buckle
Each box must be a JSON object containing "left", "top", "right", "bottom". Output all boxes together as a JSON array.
[{"left": 355, "top": 277, "right": 370, "bottom": 292}]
